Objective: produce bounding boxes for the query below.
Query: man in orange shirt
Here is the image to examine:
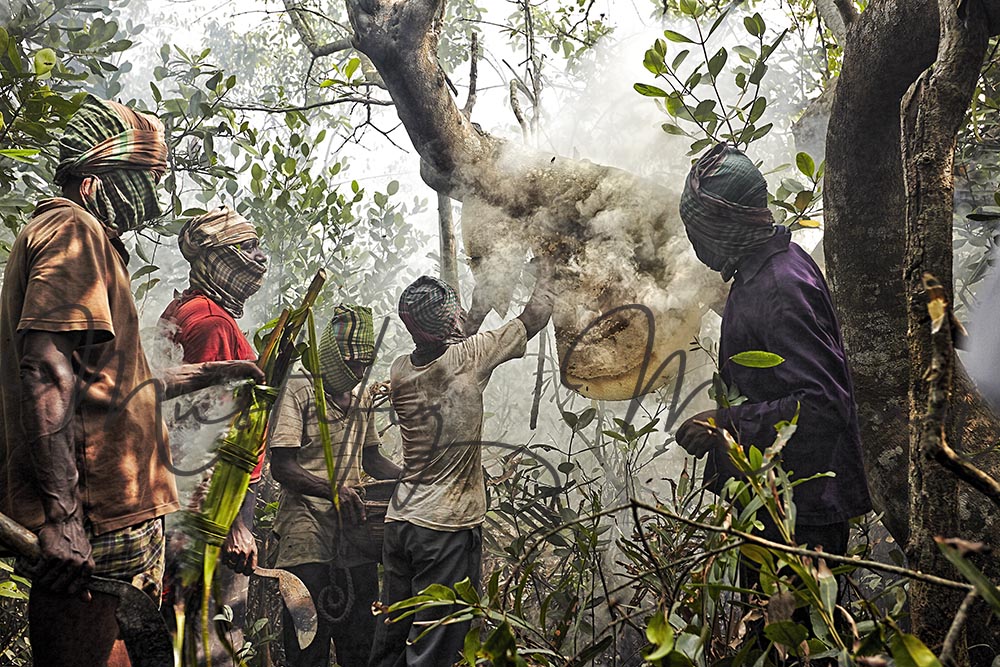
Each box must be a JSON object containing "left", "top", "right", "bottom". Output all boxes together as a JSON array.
[{"left": 0, "top": 96, "right": 262, "bottom": 667}]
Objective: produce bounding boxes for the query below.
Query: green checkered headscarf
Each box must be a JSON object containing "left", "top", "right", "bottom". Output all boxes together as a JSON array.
[
  {"left": 318, "top": 305, "right": 376, "bottom": 394},
  {"left": 398, "top": 276, "right": 465, "bottom": 349},
  {"left": 55, "top": 95, "right": 167, "bottom": 232},
  {"left": 178, "top": 206, "right": 266, "bottom": 318},
  {"left": 679, "top": 143, "right": 776, "bottom": 281}
]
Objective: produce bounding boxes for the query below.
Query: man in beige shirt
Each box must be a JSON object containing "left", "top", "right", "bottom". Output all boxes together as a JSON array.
[
  {"left": 268, "top": 305, "right": 399, "bottom": 667},
  {"left": 370, "top": 271, "right": 552, "bottom": 667}
]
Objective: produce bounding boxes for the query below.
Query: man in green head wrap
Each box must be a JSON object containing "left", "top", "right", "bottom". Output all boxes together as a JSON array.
[
  {"left": 268, "top": 304, "right": 400, "bottom": 667},
  {"left": 675, "top": 143, "right": 871, "bottom": 646}
]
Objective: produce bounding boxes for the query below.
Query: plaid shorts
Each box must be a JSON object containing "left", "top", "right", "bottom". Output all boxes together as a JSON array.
[
  {"left": 16, "top": 517, "right": 165, "bottom": 603},
  {"left": 89, "top": 517, "right": 166, "bottom": 602}
]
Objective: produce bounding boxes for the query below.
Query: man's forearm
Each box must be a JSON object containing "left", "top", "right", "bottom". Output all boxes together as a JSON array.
[
  {"left": 271, "top": 452, "right": 333, "bottom": 500},
  {"left": 20, "top": 333, "right": 83, "bottom": 523},
  {"left": 155, "top": 360, "right": 262, "bottom": 400},
  {"left": 363, "top": 449, "right": 402, "bottom": 480}
]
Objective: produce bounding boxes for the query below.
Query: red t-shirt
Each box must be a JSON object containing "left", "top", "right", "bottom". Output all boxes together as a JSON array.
[{"left": 160, "top": 293, "right": 264, "bottom": 481}]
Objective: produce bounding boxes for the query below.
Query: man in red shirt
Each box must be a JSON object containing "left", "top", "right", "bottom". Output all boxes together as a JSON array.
[{"left": 159, "top": 206, "right": 268, "bottom": 652}]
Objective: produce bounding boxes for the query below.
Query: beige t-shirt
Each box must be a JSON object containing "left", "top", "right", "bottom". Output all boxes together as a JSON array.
[
  {"left": 386, "top": 319, "right": 527, "bottom": 530},
  {"left": 0, "top": 199, "right": 179, "bottom": 535},
  {"left": 270, "top": 376, "right": 381, "bottom": 568}
]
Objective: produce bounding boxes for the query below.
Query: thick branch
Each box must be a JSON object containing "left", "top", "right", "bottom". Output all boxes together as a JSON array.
[
  {"left": 284, "top": 0, "right": 354, "bottom": 57},
  {"left": 462, "top": 32, "right": 479, "bottom": 118},
  {"left": 814, "top": 0, "right": 854, "bottom": 44},
  {"left": 229, "top": 97, "right": 393, "bottom": 113}
]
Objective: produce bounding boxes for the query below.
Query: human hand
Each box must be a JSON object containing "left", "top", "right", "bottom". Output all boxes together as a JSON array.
[
  {"left": 336, "top": 486, "right": 366, "bottom": 526},
  {"left": 35, "top": 517, "right": 94, "bottom": 599},
  {"left": 215, "top": 360, "right": 265, "bottom": 385},
  {"left": 676, "top": 410, "right": 726, "bottom": 458},
  {"left": 221, "top": 516, "right": 257, "bottom": 576}
]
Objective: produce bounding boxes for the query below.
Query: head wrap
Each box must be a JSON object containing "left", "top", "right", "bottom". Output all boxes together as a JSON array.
[
  {"left": 679, "top": 143, "right": 776, "bottom": 281},
  {"left": 398, "top": 276, "right": 465, "bottom": 349},
  {"left": 178, "top": 206, "right": 266, "bottom": 318},
  {"left": 55, "top": 95, "right": 167, "bottom": 232},
  {"left": 318, "top": 304, "right": 376, "bottom": 394}
]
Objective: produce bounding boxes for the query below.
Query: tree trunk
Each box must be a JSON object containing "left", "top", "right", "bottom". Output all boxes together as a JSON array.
[
  {"left": 900, "top": 0, "right": 990, "bottom": 652},
  {"left": 827, "top": 0, "right": 1000, "bottom": 655},
  {"left": 345, "top": 0, "right": 725, "bottom": 401}
]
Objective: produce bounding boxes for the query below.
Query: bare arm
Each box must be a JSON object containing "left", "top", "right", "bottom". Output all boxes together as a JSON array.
[
  {"left": 517, "top": 259, "right": 555, "bottom": 341},
  {"left": 221, "top": 484, "right": 257, "bottom": 575},
  {"left": 362, "top": 446, "right": 402, "bottom": 480},
  {"left": 19, "top": 330, "right": 93, "bottom": 596},
  {"left": 270, "top": 448, "right": 366, "bottom": 524},
  {"left": 463, "top": 285, "right": 491, "bottom": 337},
  {"left": 155, "top": 360, "right": 265, "bottom": 400}
]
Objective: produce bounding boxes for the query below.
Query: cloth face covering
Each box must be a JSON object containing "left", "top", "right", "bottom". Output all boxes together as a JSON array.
[
  {"left": 178, "top": 206, "right": 266, "bottom": 318},
  {"left": 55, "top": 95, "right": 167, "bottom": 232},
  {"left": 679, "top": 142, "right": 777, "bottom": 281},
  {"left": 397, "top": 276, "right": 466, "bottom": 351},
  {"left": 318, "top": 304, "right": 376, "bottom": 394}
]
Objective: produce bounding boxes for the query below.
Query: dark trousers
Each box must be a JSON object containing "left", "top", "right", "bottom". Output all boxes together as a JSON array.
[
  {"left": 369, "top": 522, "right": 482, "bottom": 667},
  {"left": 283, "top": 562, "right": 379, "bottom": 667},
  {"left": 740, "top": 519, "right": 849, "bottom": 663}
]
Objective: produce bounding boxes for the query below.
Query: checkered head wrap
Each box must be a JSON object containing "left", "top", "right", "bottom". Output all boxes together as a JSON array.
[
  {"left": 318, "top": 304, "right": 376, "bottom": 394},
  {"left": 55, "top": 95, "right": 167, "bottom": 232},
  {"left": 178, "top": 206, "right": 266, "bottom": 318},
  {"left": 679, "top": 143, "right": 776, "bottom": 281},
  {"left": 398, "top": 276, "right": 465, "bottom": 349}
]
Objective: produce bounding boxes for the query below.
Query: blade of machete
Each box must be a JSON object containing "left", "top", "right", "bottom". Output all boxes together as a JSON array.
[
  {"left": 254, "top": 566, "right": 317, "bottom": 648},
  {"left": 0, "top": 510, "right": 172, "bottom": 667}
]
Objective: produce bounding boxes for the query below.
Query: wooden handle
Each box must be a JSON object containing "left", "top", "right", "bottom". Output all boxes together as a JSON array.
[{"left": 0, "top": 511, "right": 41, "bottom": 560}]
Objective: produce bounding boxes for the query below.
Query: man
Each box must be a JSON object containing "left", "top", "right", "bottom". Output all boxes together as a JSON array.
[
  {"left": 675, "top": 142, "right": 872, "bottom": 563},
  {"left": 370, "top": 272, "right": 552, "bottom": 667},
  {"left": 160, "top": 205, "right": 268, "bottom": 576},
  {"left": 269, "top": 304, "right": 401, "bottom": 667},
  {"left": 0, "top": 95, "right": 263, "bottom": 667}
]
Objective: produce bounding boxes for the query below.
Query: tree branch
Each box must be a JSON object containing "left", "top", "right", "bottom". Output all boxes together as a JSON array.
[
  {"left": 462, "top": 31, "right": 479, "bottom": 119},
  {"left": 228, "top": 97, "right": 394, "bottom": 113},
  {"left": 940, "top": 590, "right": 979, "bottom": 667},
  {"left": 283, "top": 0, "right": 354, "bottom": 57}
]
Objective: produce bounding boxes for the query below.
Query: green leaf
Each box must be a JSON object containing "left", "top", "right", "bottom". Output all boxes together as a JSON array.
[
  {"left": 663, "top": 29, "right": 694, "bottom": 44},
  {"left": 634, "top": 83, "right": 669, "bottom": 97},
  {"left": 796, "top": 152, "right": 816, "bottom": 179},
  {"left": 419, "top": 583, "right": 456, "bottom": 602},
  {"left": 463, "top": 626, "right": 480, "bottom": 665},
  {"left": 671, "top": 49, "right": 690, "bottom": 70},
  {"left": 763, "top": 621, "right": 808, "bottom": 648},
  {"left": 387, "top": 180, "right": 399, "bottom": 195},
  {"left": 744, "top": 15, "right": 763, "bottom": 37},
  {"left": 729, "top": 350, "right": 785, "bottom": 368},
  {"left": 661, "top": 123, "right": 688, "bottom": 136},
  {"left": 344, "top": 57, "right": 360, "bottom": 79},
  {"left": 0, "top": 149, "right": 40, "bottom": 163},
  {"left": 453, "top": 578, "right": 479, "bottom": 604},
  {"left": 889, "top": 632, "right": 943, "bottom": 667},
  {"left": 707, "top": 48, "right": 728, "bottom": 79},
  {"left": 130, "top": 264, "right": 159, "bottom": 281},
  {"left": 748, "top": 97, "right": 767, "bottom": 124},
  {"left": 645, "top": 610, "right": 675, "bottom": 661}
]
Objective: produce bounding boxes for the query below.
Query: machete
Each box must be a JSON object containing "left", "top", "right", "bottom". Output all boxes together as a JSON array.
[
  {"left": 253, "top": 566, "right": 317, "bottom": 649},
  {"left": 0, "top": 510, "right": 173, "bottom": 667}
]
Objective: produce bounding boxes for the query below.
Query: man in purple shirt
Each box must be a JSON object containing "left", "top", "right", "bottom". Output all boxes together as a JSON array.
[{"left": 675, "top": 143, "right": 872, "bottom": 557}]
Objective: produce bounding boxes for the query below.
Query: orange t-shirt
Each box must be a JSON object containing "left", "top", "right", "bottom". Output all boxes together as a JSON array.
[{"left": 0, "top": 199, "right": 179, "bottom": 535}]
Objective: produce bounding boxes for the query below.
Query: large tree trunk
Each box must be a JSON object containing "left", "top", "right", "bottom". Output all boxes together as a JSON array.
[
  {"left": 826, "top": 0, "right": 1000, "bottom": 656},
  {"left": 900, "top": 0, "right": 990, "bottom": 653},
  {"left": 345, "top": 0, "right": 724, "bottom": 400}
]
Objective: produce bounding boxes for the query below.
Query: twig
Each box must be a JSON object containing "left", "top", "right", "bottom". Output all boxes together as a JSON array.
[
  {"left": 509, "top": 80, "right": 529, "bottom": 141},
  {"left": 462, "top": 32, "right": 479, "bottom": 118},
  {"left": 228, "top": 97, "right": 393, "bottom": 113},
  {"left": 529, "top": 331, "right": 546, "bottom": 430},
  {"left": 630, "top": 500, "right": 974, "bottom": 591},
  {"left": 940, "top": 589, "right": 978, "bottom": 667}
]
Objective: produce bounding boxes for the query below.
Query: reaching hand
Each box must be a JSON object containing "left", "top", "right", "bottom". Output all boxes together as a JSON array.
[
  {"left": 35, "top": 517, "right": 94, "bottom": 599},
  {"left": 215, "top": 360, "right": 265, "bottom": 385},
  {"left": 336, "top": 486, "right": 367, "bottom": 526},
  {"left": 221, "top": 515, "right": 258, "bottom": 576},
  {"left": 676, "top": 410, "right": 726, "bottom": 458}
]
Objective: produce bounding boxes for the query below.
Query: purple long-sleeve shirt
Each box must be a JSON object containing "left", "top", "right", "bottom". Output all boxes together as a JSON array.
[{"left": 708, "top": 230, "right": 873, "bottom": 525}]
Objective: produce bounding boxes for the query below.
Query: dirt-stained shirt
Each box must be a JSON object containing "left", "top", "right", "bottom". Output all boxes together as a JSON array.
[
  {"left": 386, "top": 318, "right": 527, "bottom": 531},
  {"left": 0, "top": 198, "right": 179, "bottom": 535},
  {"left": 270, "top": 376, "right": 380, "bottom": 568}
]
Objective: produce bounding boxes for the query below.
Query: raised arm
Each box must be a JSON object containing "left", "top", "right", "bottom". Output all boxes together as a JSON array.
[
  {"left": 19, "top": 330, "right": 93, "bottom": 597},
  {"left": 517, "top": 258, "right": 555, "bottom": 341}
]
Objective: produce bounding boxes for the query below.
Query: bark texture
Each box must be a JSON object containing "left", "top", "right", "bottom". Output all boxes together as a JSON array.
[
  {"left": 346, "top": 0, "right": 724, "bottom": 400},
  {"left": 827, "top": 0, "right": 1000, "bottom": 656}
]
